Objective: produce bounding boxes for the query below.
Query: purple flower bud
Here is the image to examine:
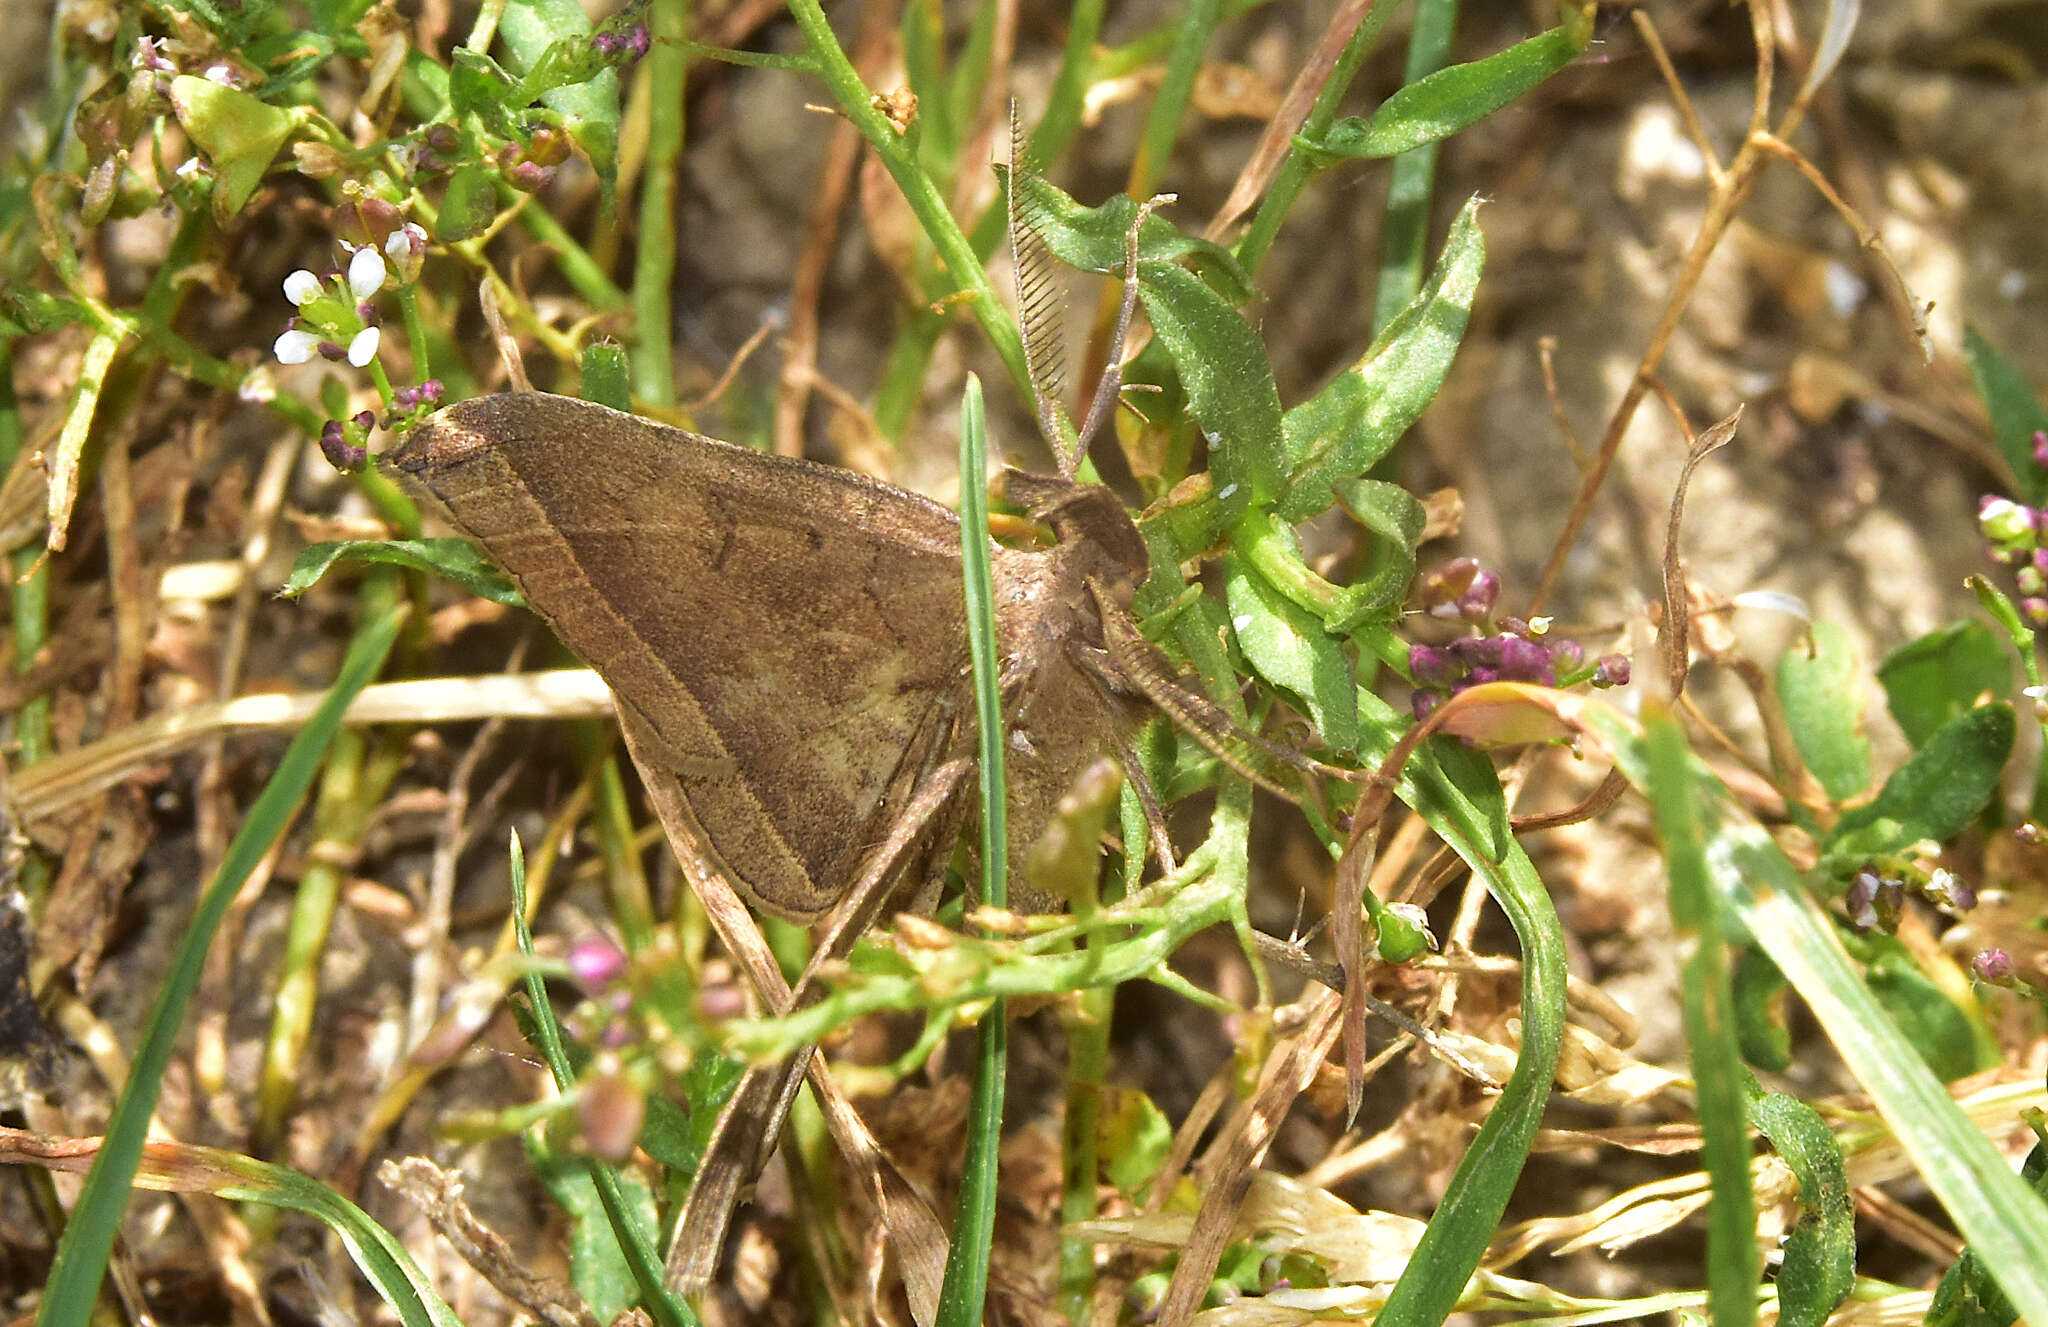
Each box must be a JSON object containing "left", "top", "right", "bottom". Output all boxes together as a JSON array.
[
  {"left": 351, "top": 409, "right": 376, "bottom": 431},
  {"left": 427, "top": 124, "right": 459, "bottom": 153},
  {"left": 593, "top": 30, "right": 622, "bottom": 55},
  {"left": 1410, "top": 690, "right": 1441, "bottom": 722},
  {"left": 392, "top": 384, "right": 417, "bottom": 409},
  {"left": 1455, "top": 570, "right": 1499, "bottom": 621},
  {"left": 1550, "top": 639, "right": 1584, "bottom": 671},
  {"left": 576, "top": 1067, "right": 646, "bottom": 1161},
  {"left": 1593, "top": 654, "right": 1631, "bottom": 687},
  {"left": 1419, "top": 557, "right": 1481, "bottom": 614},
  {"left": 356, "top": 301, "right": 380, "bottom": 325},
  {"left": 1409, "top": 644, "right": 1456, "bottom": 687},
  {"left": 1844, "top": 868, "right": 1880, "bottom": 932},
  {"left": 697, "top": 982, "right": 747, "bottom": 1020},
  {"left": 1464, "top": 666, "right": 1500, "bottom": 687},
  {"left": 319, "top": 419, "right": 366, "bottom": 473},
  {"left": 2025, "top": 597, "right": 2048, "bottom": 626},
  {"left": 627, "top": 24, "right": 650, "bottom": 56},
  {"left": 568, "top": 934, "right": 628, "bottom": 990},
  {"left": 419, "top": 379, "right": 444, "bottom": 403},
  {"left": 1921, "top": 869, "right": 1976, "bottom": 913},
  {"left": 1448, "top": 635, "right": 1506, "bottom": 669},
  {"left": 1496, "top": 615, "right": 1531, "bottom": 639},
  {"left": 507, "top": 159, "right": 554, "bottom": 192},
  {"left": 1972, "top": 948, "right": 2015, "bottom": 984},
  {"left": 316, "top": 340, "right": 347, "bottom": 362},
  {"left": 1498, "top": 635, "right": 1556, "bottom": 685}
]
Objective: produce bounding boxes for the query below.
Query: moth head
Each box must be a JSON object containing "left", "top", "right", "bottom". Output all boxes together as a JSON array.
[{"left": 999, "top": 470, "right": 1149, "bottom": 601}]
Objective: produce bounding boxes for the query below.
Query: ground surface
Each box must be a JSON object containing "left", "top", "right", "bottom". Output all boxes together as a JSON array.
[{"left": 4, "top": 1, "right": 2048, "bottom": 1324}]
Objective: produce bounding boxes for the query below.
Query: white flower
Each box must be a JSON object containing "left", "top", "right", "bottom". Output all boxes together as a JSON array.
[
  {"left": 282, "top": 269, "right": 321, "bottom": 305},
  {"left": 384, "top": 223, "right": 427, "bottom": 281},
  {"left": 204, "top": 63, "right": 235, "bottom": 85},
  {"left": 274, "top": 328, "right": 319, "bottom": 364},
  {"left": 175, "top": 156, "right": 206, "bottom": 180},
  {"left": 346, "top": 326, "right": 381, "bottom": 367},
  {"left": 347, "top": 245, "right": 386, "bottom": 300}
]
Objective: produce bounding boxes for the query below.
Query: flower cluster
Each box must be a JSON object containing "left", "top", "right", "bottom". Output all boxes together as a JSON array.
[
  {"left": 273, "top": 212, "right": 441, "bottom": 473},
  {"left": 1841, "top": 860, "right": 1976, "bottom": 935},
  {"left": 273, "top": 243, "right": 388, "bottom": 370},
  {"left": 1978, "top": 430, "right": 2048, "bottom": 624},
  {"left": 1404, "top": 557, "right": 1629, "bottom": 720},
  {"left": 592, "top": 23, "right": 651, "bottom": 61}
]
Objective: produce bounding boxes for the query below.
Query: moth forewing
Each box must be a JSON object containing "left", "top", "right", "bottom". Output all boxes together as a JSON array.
[{"left": 390, "top": 393, "right": 974, "bottom": 922}]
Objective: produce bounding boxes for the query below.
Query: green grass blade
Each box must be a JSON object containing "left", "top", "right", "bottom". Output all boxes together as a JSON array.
[
  {"left": 1588, "top": 706, "right": 2048, "bottom": 1325},
  {"left": 937, "top": 375, "right": 1008, "bottom": 1326},
  {"left": 506, "top": 836, "right": 697, "bottom": 1327},
  {"left": 1645, "top": 705, "right": 1757, "bottom": 1327},
  {"left": 1365, "top": 695, "right": 1567, "bottom": 1327},
  {"left": 1374, "top": 0, "right": 1459, "bottom": 332},
  {"left": 36, "top": 603, "right": 406, "bottom": 1327}
]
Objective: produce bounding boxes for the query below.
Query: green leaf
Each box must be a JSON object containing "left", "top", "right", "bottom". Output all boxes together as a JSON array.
[
  {"left": 1879, "top": 622, "right": 2012, "bottom": 750},
  {"left": 527, "top": 1135, "right": 660, "bottom": 1322},
  {"left": 1330, "top": 478, "right": 1426, "bottom": 630},
  {"left": 581, "top": 342, "right": 632, "bottom": 411},
  {"left": 283, "top": 539, "right": 523, "bottom": 605},
  {"left": 1748, "top": 1089, "right": 1855, "bottom": 1327},
  {"left": 437, "top": 161, "right": 500, "bottom": 241},
  {"left": 1298, "top": 14, "right": 1590, "bottom": 162},
  {"left": 1278, "top": 196, "right": 1484, "bottom": 523},
  {"left": 1777, "top": 621, "right": 1873, "bottom": 802},
  {"left": 450, "top": 47, "right": 519, "bottom": 117},
  {"left": 168, "top": 75, "right": 295, "bottom": 216},
  {"left": 1864, "top": 942, "right": 1994, "bottom": 1082},
  {"left": 497, "top": 0, "right": 622, "bottom": 193},
  {"left": 1004, "top": 170, "right": 1252, "bottom": 302},
  {"left": 1825, "top": 704, "right": 2014, "bottom": 858},
  {"left": 1964, "top": 326, "right": 2048, "bottom": 507},
  {"left": 1927, "top": 1132, "right": 2048, "bottom": 1327},
  {"left": 1644, "top": 705, "right": 1757, "bottom": 1327},
  {"left": 1138, "top": 260, "right": 1283, "bottom": 514},
  {"left": 1098, "top": 1086, "right": 1173, "bottom": 1197},
  {"left": 1223, "top": 548, "right": 1359, "bottom": 756},
  {"left": 1733, "top": 947, "right": 1791, "bottom": 1071}
]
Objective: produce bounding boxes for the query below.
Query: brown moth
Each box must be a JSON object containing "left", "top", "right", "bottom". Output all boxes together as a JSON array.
[{"left": 388, "top": 391, "right": 1154, "bottom": 923}]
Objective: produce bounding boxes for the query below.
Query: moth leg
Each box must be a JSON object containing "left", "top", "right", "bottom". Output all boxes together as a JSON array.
[
  {"left": 1078, "top": 674, "right": 1177, "bottom": 878},
  {"left": 1083, "top": 583, "right": 1323, "bottom": 814}
]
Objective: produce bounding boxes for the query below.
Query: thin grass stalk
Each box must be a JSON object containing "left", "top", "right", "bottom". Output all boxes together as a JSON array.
[
  {"left": 253, "top": 574, "right": 410, "bottom": 1152},
  {"left": 936, "top": 376, "right": 1008, "bottom": 1325},
  {"left": 505, "top": 836, "right": 699, "bottom": 1327},
  {"left": 878, "top": 0, "right": 1105, "bottom": 442},
  {"left": 784, "top": 0, "right": 1030, "bottom": 397},
  {"left": 1646, "top": 707, "right": 1758, "bottom": 1327},
  {"left": 631, "top": 0, "right": 688, "bottom": 406},
  {"left": 1373, "top": 0, "right": 1458, "bottom": 332},
  {"left": 34, "top": 604, "right": 406, "bottom": 1327},
  {"left": 1232, "top": 0, "right": 1398, "bottom": 277}
]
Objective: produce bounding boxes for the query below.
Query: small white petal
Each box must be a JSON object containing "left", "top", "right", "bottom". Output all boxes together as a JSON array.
[
  {"left": 282, "top": 270, "right": 321, "bottom": 306},
  {"left": 274, "top": 329, "right": 319, "bottom": 364},
  {"left": 384, "top": 229, "right": 411, "bottom": 263},
  {"left": 347, "top": 246, "right": 386, "bottom": 299},
  {"left": 175, "top": 156, "right": 206, "bottom": 179},
  {"left": 346, "top": 326, "right": 381, "bottom": 367},
  {"left": 204, "top": 64, "right": 235, "bottom": 84}
]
